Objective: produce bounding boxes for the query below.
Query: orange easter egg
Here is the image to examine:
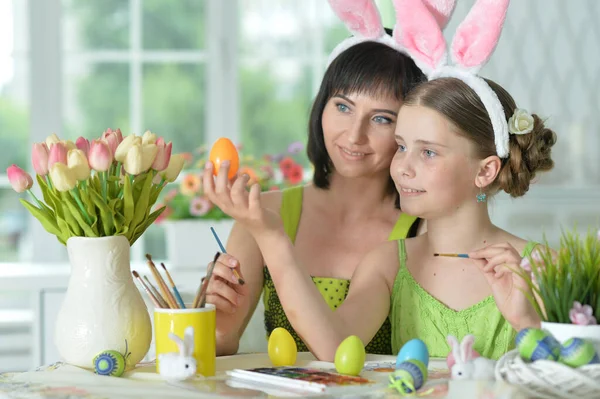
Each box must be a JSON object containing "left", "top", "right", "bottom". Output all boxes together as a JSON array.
[{"left": 209, "top": 138, "right": 239, "bottom": 179}]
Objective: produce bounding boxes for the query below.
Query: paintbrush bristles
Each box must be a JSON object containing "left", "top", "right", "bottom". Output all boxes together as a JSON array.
[{"left": 193, "top": 252, "right": 220, "bottom": 308}]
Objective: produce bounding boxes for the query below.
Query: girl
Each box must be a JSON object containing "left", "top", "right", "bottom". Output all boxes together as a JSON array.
[
  {"left": 204, "top": 0, "right": 459, "bottom": 356},
  {"left": 203, "top": 0, "right": 557, "bottom": 360}
]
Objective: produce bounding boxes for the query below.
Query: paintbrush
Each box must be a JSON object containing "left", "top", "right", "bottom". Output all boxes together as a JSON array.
[
  {"left": 132, "top": 270, "right": 162, "bottom": 308},
  {"left": 160, "top": 262, "right": 186, "bottom": 309},
  {"left": 433, "top": 253, "right": 470, "bottom": 258},
  {"left": 143, "top": 275, "right": 169, "bottom": 308},
  {"left": 193, "top": 252, "right": 220, "bottom": 308},
  {"left": 210, "top": 226, "right": 245, "bottom": 285},
  {"left": 146, "top": 254, "right": 179, "bottom": 309}
]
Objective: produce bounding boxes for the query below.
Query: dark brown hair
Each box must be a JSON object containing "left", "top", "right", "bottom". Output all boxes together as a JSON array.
[
  {"left": 307, "top": 31, "right": 425, "bottom": 202},
  {"left": 404, "top": 78, "right": 557, "bottom": 197}
]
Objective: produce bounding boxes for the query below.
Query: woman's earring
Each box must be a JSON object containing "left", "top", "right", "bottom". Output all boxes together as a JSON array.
[{"left": 476, "top": 186, "right": 487, "bottom": 203}]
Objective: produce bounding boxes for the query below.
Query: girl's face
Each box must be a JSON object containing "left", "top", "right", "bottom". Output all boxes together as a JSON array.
[
  {"left": 390, "top": 104, "right": 483, "bottom": 219},
  {"left": 321, "top": 92, "right": 401, "bottom": 180}
]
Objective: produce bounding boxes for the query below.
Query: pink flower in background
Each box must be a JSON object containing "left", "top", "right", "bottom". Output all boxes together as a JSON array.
[
  {"left": 155, "top": 204, "right": 172, "bottom": 224},
  {"left": 7, "top": 165, "right": 33, "bottom": 193},
  {"left": 189, "top": 197, "right": 212, "bottom": 217},
  {"left": 287, "top": 141, "right": 304, "bottom": 154},
  {"left": 32, "top": 143, "right": 50, "bottom": 176},
  {"left": 164, "top": 189, "right": 178, "bottom": 202},
  {"left": 519, "top": 257, "right": 532, "bottom": 273},
  {"left": 48, "top": 142, "right": 68, "bottom": 169},
  {"left": 569, "top": 301, "right": 597, "bottom": 325},
  {"left": 75, "top": 137, "right": 90, "bottom": 156}
]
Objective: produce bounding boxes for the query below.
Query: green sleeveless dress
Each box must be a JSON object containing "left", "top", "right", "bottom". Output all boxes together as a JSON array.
[
  {"left": 263, "top": 186, "right": 419, "bottom": 354},
  {"left": 390, "top": 239, "right": 538, "bottom": 359}
]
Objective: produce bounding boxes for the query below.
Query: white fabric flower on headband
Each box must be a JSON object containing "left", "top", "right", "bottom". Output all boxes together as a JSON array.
[{"left": 508, "top": 108, "right": 534, "bottom": 135}]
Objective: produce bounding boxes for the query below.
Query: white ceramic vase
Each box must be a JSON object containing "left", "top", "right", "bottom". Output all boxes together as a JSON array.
[
  {"left": 163, "top": 219, "right": 235, "bottom": 269},
  {"left": 542, "top": 321, "right": 600, "bottom": 353},
  {"left": 54, "top": 236, "right": 152, "bottom": 369}
]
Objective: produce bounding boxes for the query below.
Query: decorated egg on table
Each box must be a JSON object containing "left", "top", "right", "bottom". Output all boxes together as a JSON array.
[
  {"left": 93, "top": 350, "right": 127, "bottom": 377},
  {"left": 559, "top": 338, "right": 600, "bottom": 367},
  {"left": 396, "top": 338, "right": 429, "bottom": 368},
  {"left": 516, "top": 328, "right": 560, "bottom": 362},
  {"left": 334, "top": 335, "right": 366, "bottom": 376},
  {"left": 388, "top": 359, "right": 428, "bottom": 394},
  {"left": 268, "top": 327, "right": 297, "bottom": 366},
  {"left": 209, "top": 137, "right": 239, "bottom": 179}
]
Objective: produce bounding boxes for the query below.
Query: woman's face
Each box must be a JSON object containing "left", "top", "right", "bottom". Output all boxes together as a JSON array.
[
  {"left": 321, "top": 91, "right": 401, "bottom": 180},
  {"left": 390, "top": 104, "right": 483, "bottom": 219}
]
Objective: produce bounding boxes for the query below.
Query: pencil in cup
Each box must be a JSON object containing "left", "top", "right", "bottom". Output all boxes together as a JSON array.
[
  {"left": 146, "top": 254, "right": 179, "bottom": 309},
  {"left": 132, "top": 270, "right": 163, "bottom": 308},
  {"left": 160, "top": 262, "right": 186, "bottom": 309},
  {"left": 209, "top": 226, "right": 245, "bottom": 285}
]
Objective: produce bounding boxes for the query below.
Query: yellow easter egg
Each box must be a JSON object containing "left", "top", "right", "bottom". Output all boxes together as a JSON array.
[
  {"left": 334, "top": 335, "right": 365, "bottom": 376},
  {"left": 268, "top": 327, "right": 297, "bottom": 366}
]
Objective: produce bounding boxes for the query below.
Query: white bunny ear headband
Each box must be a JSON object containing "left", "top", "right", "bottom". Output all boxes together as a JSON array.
[
  {"left": 326, "top": 0, "right": 456, "bottom": 67},
  {"left": 329, "top": 0, "right": 530, "bottom": 159}
]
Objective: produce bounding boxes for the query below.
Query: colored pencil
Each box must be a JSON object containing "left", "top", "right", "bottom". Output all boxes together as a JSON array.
[
  {"left": 210, "top": 226, "right": 245, "bottom": 285},
  {"left": 433, "top": 253, "right": 470, "bottom": 258},
  {"left": 160, "top": 262, "right": 186, "bottom": 309},
  {"left": 132, "top": 270, "right": 162, "bottom": 308}
]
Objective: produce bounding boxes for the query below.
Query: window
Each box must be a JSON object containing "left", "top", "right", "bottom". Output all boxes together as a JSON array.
[{"left": 1, "top": 0, "right": 599, "bottom": 265}]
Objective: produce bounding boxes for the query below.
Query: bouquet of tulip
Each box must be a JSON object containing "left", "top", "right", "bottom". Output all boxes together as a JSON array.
[
  {"left": 156, "top": 141, "right": 308, "bottom": 222},
  {"left": 7, "top": 129, "right": 185, "bottom": 245},
  {"left": 517, "top": 228, "right": 600, "bottom": 325}
]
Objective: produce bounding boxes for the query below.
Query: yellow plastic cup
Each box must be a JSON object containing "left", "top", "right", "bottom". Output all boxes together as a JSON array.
[{"left": 154, "top": 304, "right": 216, "bottom": 376}]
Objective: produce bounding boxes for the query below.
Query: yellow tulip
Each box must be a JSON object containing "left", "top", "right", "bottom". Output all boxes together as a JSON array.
[
  {"left": 67, "top": 149, "right": 91, "bottom": 181},
  {"left": 142, "top": 130, "right": 157, "bottom": 145},
  {"left": 123, "top": 142, "right": 158, "bottom": 175},
  {"left": 49, "top": 163, "right": 77, "bottom": 192},
  {"left": 161, "top": 154, "right": 185, "bottom": 182},
  {"left": 114, "top": 134, "right": 139, "bottom": 162},
  {"left": 63, "top": 140, "right": 77, "bottom": 151},
  {"left": 45, "top": 133, "right": 61, "bottom": 148}
]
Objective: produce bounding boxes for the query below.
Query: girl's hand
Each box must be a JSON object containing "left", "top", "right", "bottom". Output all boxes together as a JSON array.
[
  {"left": 204, "top": 253, "right": 248, "bottom": 315},
  {"left": 469, "top": 243, "right": 541, "bottom": 330},
  {"left": 202, "top": 160, "right": 283, "bottom": 236}
]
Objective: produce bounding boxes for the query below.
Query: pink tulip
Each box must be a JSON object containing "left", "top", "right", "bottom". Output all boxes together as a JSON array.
[
  {"left": 570, "top": 301, "right": 597, "bottom": 325},
  {"left": 31, "top": 143, "right": 50, "bottom": 176},
  {"left": 7, "top": 165, "right": 33, "bottom": 193},
  {"left": 115, "top": 128, "right": 123, "bottom": 143},
  {"left": 88, "top": 140, "right": 113, "bottom": 172},
  {"left": 102, "top": 130, "right": 122, "bottom": 155},
  {"left": 76, "top": 137, "right": 90, "bottom": 156},
  {"left": 48, "top": 142, "right": 68, "bottom": 169},
  {"left": 152, "top": 137, "right": 172, "bottom": 171}
]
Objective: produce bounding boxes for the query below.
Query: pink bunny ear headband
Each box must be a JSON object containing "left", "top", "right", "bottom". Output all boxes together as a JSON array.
[
  {"left": 329, "top": 0, "right": 529, "bottom": 159},
  {"left": 327, "top": 0, "right": 456, "bottom": 67}
]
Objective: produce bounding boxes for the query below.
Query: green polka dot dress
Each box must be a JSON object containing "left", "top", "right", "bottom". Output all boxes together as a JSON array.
[{"left": 262, "top": 186, "right": 419, "bottom": 355}]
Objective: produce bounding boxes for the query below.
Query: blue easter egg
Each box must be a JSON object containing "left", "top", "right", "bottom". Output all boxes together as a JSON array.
[
  {"left": 560, "top": 338, "right": 600, "bottom": 367},
  {"left": 396, "top": 339, "right": 429, "bottom": 368}
]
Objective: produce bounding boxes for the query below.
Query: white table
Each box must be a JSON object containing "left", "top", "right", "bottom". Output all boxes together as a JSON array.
[
  {"left": 1, "top": 353, "right": 529, "bottom": 398},
  {"left": 0, "top": 263, "right": 205, "bottom": 368}
]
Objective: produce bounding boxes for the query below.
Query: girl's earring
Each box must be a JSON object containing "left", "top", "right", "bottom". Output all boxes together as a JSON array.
[{"left": 476, "top": 186, "right": 487, "bottom": 203}]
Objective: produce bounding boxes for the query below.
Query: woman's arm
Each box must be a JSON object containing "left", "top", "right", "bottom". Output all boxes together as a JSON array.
[{"left": 203, "top": 161, "right": 394, "bottom": 360}]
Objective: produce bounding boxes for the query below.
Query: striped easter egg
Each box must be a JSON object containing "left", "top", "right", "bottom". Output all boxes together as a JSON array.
[
  {"left": 516, "top": 328, "right": 560, "bottom": 362},
  {"left": 560, "top": 338, "right": 600, "bottom": 368},
  {"left": 389, "top": 359, "right": 428, "bottom": 394}
]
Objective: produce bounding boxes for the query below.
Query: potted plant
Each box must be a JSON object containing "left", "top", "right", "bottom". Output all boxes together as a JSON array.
[
  {"left": 518, "top": 228, "right": 600, "bottom": 352},
  {"left": 155, "top": 141, "right": 308, "bottom": 268},
  {"left": 6, "top": 129, "right": 185, "bottom": 369}
]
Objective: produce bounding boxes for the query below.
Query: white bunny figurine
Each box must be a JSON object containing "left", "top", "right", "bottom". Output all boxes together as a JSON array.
[
  {"left": 447, "top": 335, "right": 496, "bottom": 380},
  {"left": 158, "top": 326, "right": 198, "bottom": 381}
]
